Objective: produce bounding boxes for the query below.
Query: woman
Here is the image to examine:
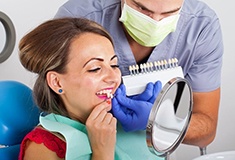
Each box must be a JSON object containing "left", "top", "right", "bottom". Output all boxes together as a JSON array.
[
  {"left": 18, "top": 17, "right": 121, "bottom": 160},
  {"left": 18, "top": 18, "right": 161, "bottom": 160}
]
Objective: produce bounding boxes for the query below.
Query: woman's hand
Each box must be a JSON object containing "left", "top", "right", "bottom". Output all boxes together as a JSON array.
[{"left": 86, "top": 99, "right": 117, "bottom": 160}]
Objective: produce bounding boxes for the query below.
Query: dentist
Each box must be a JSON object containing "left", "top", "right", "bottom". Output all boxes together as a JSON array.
[{"left": 55, "top": 0, "right": 223, "bottom": 148}]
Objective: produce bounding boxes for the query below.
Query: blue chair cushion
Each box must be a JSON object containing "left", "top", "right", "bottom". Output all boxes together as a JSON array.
[
  {"left": 0, "top": 80, "right": 40, "bottom": 146},
  {"left": 0, "top": 145, "right": 20, "bottom": 160}
]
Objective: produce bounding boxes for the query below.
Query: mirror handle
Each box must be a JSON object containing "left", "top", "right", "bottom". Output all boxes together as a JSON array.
[{"left": 199, "top": 147, "right": 207, "bottom": 155}]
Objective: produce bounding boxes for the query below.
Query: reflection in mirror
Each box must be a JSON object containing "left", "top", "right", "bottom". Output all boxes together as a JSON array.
[
  {"left": 0, "top": 22, "right": 6, "bottom": 53},
  {"left": 147, "top": 77, "right": 193, "bottom": 159}
]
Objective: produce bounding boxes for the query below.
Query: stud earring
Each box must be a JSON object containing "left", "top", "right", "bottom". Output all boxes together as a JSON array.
[{"left": 58, "top": 89, "right": 63, "bottom": 93}]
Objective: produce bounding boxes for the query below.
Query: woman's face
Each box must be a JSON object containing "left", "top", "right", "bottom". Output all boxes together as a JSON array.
[{"left": 57, "top": 33, "right": 121, "bottom": 122}]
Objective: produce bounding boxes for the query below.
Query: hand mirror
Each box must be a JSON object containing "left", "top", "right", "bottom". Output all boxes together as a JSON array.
[{"left": 146, "top": 77, "right": 193, "bottom": 159}]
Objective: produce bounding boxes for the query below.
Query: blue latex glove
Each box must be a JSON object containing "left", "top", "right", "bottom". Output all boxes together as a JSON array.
[
  {"left": 131, "top": 81, "right": 162, "bottom": 103},
  {"left": 112, "top": 81, "right": 162, "bottom": 132}
]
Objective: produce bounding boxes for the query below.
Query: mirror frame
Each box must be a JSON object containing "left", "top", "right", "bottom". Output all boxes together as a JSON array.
[
  {"left": 0, "top": 11, "right": 16, "bottom": 63},
  {"left": 146, "top": 77, "right": 193, "bottom": 158}
]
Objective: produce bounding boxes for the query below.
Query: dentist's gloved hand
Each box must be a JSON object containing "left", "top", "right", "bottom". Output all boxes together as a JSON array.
[
  {"left": 131, "top": 81, "right": 162, "bottom": 103},
  {"left": 112, "top": 81, "right": 162, "bottom": 132}
]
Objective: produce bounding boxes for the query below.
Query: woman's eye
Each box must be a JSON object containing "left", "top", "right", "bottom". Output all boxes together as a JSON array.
[
  {"left": 111, "top": 65, "right": 119, "bottom": 68},
  {"left": 88, "top": 67, "right": 101, "bottom": 72},
  {"left": 87, "top": 65, "right": 119, "bottom": 72}
]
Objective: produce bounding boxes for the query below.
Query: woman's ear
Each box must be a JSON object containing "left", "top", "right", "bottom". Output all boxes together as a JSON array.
[{"left": 46, "top": 71, "right": 63, "bottom": 94}]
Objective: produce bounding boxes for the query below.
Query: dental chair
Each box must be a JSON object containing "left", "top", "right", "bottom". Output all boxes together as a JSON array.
[{"left": 0, "top": 80, "right": 40, "bottom": 160}]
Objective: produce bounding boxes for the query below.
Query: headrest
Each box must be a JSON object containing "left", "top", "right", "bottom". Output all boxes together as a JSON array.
[{"left": 0, "top": 80, "right": 40, "bottom": 146}]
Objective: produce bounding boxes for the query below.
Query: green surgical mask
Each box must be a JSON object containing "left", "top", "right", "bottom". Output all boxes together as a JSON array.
[{"left": 119, "top": 3, "right": 180, "bottom": 47}]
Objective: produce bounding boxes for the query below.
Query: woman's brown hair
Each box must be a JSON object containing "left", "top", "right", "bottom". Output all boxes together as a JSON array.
[{"left": 19, "top": 18, "right": 113, "bottom": 116}]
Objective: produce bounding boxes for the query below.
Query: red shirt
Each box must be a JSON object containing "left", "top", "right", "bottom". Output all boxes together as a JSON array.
[{"left": 19, "top": 127, "right": 66, "bottom": 159}]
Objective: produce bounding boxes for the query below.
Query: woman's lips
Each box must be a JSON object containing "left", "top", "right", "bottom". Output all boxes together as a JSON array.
[{"left": 96, "top": 89, "right": 114, "bottom": 99}]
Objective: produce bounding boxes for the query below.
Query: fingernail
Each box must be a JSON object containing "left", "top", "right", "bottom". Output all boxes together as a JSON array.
[{"left": 106, "top": 99, "right": 111, "bottom": 104}]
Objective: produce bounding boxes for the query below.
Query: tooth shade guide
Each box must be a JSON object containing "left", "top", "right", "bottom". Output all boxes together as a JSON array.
[
  {"left": 128, "top": 58, "right": 179, "bottom": 75},
  {"left": 107, "top": 92, "right": 114, "bottom": 99},
  {"left": 164, "top": 60, "right": 168, "bottom": 69},
  {"left": 123, "top": 58, "right": 183, "bottom": 96}
]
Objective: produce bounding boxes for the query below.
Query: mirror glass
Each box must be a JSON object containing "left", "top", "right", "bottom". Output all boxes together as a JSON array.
[
  {"left": 146, "top": 77, "right": 193, "bottom": 158},
  {"left": 0, "top": 21, "right": 6, "bottom": 53}
]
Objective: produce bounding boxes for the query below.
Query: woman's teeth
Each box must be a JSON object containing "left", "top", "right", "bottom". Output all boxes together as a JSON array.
[{"left": 96, "top": 89, "right": 113, "bottom": 99}]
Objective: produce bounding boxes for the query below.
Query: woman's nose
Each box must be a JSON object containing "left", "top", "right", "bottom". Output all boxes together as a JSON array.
[{"left": 104, "top": 67, "right": 121, "bottom": 83}]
